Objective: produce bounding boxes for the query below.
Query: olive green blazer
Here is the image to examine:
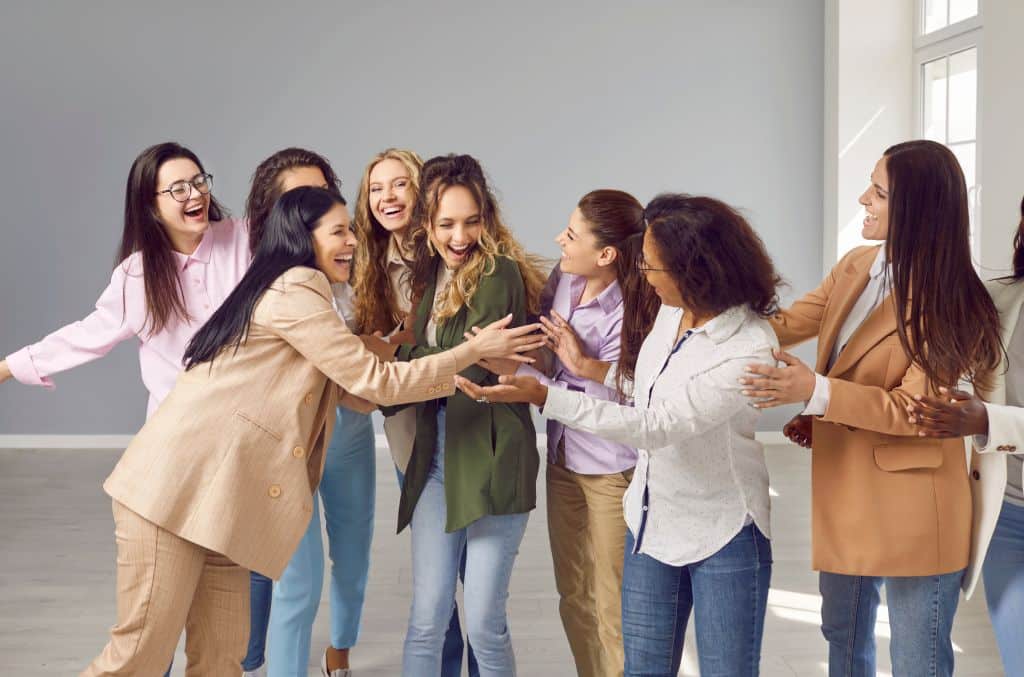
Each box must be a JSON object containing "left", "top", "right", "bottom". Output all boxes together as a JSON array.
[{"left": 394, "top": 255, "right": 539, "bottom": 532}]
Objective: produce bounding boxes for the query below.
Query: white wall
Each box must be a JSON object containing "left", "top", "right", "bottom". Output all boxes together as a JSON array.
[
  {"left": 826, "top": 0, "right": 914, "bottom": 268},
  {"left": 978, "top": 0, "right": 1024, "bottom": 276}
]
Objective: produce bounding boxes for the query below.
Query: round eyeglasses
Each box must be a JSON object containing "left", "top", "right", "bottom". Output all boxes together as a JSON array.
[{"left": 156, "top": 173, "right": 213, "bottom": 202}]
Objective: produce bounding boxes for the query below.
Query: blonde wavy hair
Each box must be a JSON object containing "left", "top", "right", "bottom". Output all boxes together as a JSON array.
[
  {"left": 351, "top": 148, "right": 424, "bottom": 334},
  {"left": 408, "top": 154, "right": 548, "bottom": 321}
]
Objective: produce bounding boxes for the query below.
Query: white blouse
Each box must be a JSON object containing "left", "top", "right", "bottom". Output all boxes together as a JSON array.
[{"left": 542, "top": 303, "right": 777, "bottom": 566}]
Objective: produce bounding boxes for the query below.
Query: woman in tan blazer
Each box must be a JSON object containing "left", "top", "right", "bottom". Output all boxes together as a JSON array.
[
  {"left": 81, "top": 186, "right": 542, "bottom": 676},
  {"left": 741, "top": 140, "right": 1002, "bottom": 677}
]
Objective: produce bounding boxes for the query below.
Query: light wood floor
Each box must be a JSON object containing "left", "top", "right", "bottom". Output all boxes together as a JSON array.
[{"left": 0, "top": 445, "right": 1004, "bottom": 676}]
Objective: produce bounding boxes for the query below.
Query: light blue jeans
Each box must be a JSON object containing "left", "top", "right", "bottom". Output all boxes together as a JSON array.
[
  {"left": 982, "top": 499, "right": 1024, "bottom": 674},
  {"left": 819, "top": 568, "right": 964, "bottom": 677},
  {"left": 254, "top": 407, "right": 376, "bottom": 677},
  {"left": 402, "top": 407, "right": 529, "bottom": 677}
]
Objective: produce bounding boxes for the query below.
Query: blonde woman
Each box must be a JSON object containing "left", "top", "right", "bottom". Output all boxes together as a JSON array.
[{"left": 365, "top": 153, "right": 546, "bottom": 676}]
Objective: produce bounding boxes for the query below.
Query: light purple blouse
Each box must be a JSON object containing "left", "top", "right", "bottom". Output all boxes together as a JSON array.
[{"left": 519, "top": 265, "right": 638, "bottom": 475}]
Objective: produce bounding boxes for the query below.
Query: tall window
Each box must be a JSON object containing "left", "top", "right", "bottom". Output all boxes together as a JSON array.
[{"left": 916, "top": 0, "right": 981, "bottom": 255}]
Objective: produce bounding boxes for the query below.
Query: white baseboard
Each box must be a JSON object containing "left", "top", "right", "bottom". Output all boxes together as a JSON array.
[{"left": 0, "top": 432, "right": 794, "bottom": 450}]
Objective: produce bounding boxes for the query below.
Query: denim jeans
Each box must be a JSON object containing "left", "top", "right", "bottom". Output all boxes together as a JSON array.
[
  {"left": 982, "top": 499, "right": 1024, "bottom": 674},
  {"left": 241, "top": 407, "right": 376, "bottom": 676},
  {"left": 402, "top": 407, "right": 529, "bottom": 677},
  {"left": 621, "top": 524, "right": 772, "bottom": 677},
  {"left": 396, "top": 464, "right": 480, "bottom": 677},
  {"left": 819, "top": 568, "right": 964, "bottom": 676}
]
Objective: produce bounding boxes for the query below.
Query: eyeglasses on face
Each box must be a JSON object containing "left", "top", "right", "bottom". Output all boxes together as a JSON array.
[{"left": 156, "top": 173, "right": 213, "bottom": 202}]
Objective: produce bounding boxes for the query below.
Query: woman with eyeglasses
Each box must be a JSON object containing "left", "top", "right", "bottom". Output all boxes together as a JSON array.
[
  {"left": 456, "top": 194, "right": 780, "bottom": 677},
  {"left": 0, "top": 141, "right": 249, "bottom": 415}
]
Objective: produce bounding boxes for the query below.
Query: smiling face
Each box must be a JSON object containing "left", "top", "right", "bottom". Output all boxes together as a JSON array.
[
  {"left": 555, "top": 207, "right": 617, "bottom": 277},
  {"left": 859, "top": 156, "right": 890, "bottom": 241},
  {"left": 312, "top": 202, "right": 357, "bottom": 283},
  {"left": 641, "top": 230, "right": 684, "bottom": 308},
  {"left": 429, "top": 185, "right": 483, "bottom": 269},
  {"left": 154, "top": 157, "right": 212, "bottom": 252},
  {"left": 368, "top": 158, "right": 414, "bottom": 236}
]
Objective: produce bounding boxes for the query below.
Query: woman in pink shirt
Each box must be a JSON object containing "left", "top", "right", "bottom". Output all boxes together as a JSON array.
[
  {"left": 476, "top": 190, "right": 659, "bottom": 676},
  {"left": 0, "top": 141, "right": 250, "bottom": 412}
]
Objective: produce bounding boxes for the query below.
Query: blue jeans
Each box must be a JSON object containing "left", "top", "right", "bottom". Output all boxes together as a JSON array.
[
  {"left": 243, "top": 407, "right": 376, "bottom": 676},
  {"left": 819, "top": 568, "right": 964, "bottom": 676},
  {"left": 402, "top": 408, "right": 529, "bottom": 677},
  {"left": 396, "top": 465, "right": 480, "bottom": 677},
  {"left": 621, "top": 524, "right": 772, "bottom": 677},
  {"left": 983, "top": 499, "right": 1024, "bottom": 674}
]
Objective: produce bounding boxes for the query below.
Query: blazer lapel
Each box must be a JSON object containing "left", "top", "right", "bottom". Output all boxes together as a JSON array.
[
  {"left": 827, "top": 293, "right": 899, "bottom": 378},
  {"left": 985, "top": 278, "right": 1024, "bottom": 402},
  {"left": 816, "top": 250, "right": 874, "bottom": 373}
]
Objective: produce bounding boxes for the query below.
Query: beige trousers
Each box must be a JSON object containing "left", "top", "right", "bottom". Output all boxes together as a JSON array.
[
  {"left": 81, "top": 500, "right": 249, "bottom": 676},
  {"left": 547, "top": 461, "right": 632, "bottom": 677}
]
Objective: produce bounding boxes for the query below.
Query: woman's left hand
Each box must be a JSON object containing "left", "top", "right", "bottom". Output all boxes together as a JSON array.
[
  {"left": 454, "top": 374, "right": 548, "bottom": 407},
  {"left": 740, "top": 349, "right": 817, "bottom": 408}
]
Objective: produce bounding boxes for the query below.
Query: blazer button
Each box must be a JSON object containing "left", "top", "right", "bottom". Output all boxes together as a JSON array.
[
  {"left": 304, "top": 392, "right": 315, "bottom": 405},
  {"left": 972, "top": 470, "right": 981, "bottom": 480},
  {"left": 1009, "top": 446, "right": 1018, "bottom": 452},
  {"left": 292, "top": 446, "right": 305, "bottom": 459},
  {"left": 268, "top": 485, "right": 282, "bottom": 498}
]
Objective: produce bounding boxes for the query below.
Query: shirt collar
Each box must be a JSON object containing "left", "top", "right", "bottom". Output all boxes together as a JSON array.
[
  {"left": 690, "top": 304, "right": 750, "bottom": 344},
  {"left": 386, "top": 235, "right": 408, "bottom": 267},
  {"left": 568, "top": 275, "right": 624, "bottom": 314},
  {"left": 869, "top": 245, "right": 889, "bottom": 281},
  {"left": 172, "top": 224, "right": 214, "bottom": 270}
]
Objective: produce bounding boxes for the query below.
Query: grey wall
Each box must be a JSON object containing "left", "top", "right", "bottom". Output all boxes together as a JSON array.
[{"left": 0, "top": 1, "right": 823, "bottom": 435}]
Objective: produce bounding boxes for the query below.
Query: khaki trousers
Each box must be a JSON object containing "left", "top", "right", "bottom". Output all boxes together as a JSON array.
[
  {"left": 547, "top": 461, "right": 632, "bottom": 677},
  {"left": 81, "top": 500, "right": 249, "bottom": 677}
]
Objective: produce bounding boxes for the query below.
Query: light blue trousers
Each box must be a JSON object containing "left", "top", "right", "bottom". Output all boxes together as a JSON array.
[{"left": 260, "top": 407, "right": 376, "bottom": 677}]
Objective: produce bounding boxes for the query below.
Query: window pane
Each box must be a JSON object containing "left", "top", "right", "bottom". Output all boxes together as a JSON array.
[
  {"left": 923, "top": 57, "right": 948, "bottom": 142},
  {"left": 950, "top": 142, "right": 976, "bottom": 191},
  {"left": 924, "top": 0, "right": 948, "bottom": 33},
  {"left": 947, "top": 48, "right": 977, "bottom": 143},
  {"left": 949, "top": 0, "right": 978, "bottom": 24}
]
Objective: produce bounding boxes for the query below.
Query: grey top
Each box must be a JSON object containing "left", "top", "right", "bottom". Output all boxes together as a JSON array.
[{"left": 1003, "top": 309, "right": 1024, "bottom": 505}]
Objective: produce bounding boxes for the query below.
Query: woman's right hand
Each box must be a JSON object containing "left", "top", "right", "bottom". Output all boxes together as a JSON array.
[
  {"left": 467, "top": 315, "right": 545, "bottom": 363},
  {"left": 0, "top": 360, "right": 11, "bottom": 385},
  {"left": 783, "top": 414, "right": 813, "bottom": 448}
]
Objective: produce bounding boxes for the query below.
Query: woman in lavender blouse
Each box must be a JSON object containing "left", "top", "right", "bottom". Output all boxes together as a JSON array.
[{"left": 476, "top": 190, "right": 658, "bottom": 676}]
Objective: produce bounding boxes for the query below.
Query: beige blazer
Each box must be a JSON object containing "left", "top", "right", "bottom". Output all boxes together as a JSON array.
[
  {"left": 772, "top": 245, "right": 971, "bottom": 576},
  {"left": 103, "top": 267, "right": 457, "bottom": 579},
  {"left": 964, "top": 277, "right": 1024, "bottom": 597}
]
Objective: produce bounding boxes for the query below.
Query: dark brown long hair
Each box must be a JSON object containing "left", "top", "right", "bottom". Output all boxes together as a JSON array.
[
  {"left": 1011, "top": 195, "right": 1024, "bottom": 279},
  {"left": 117, "top": 142, "right": 228, "bottom": 335},
  {"left": 576, "top": 189, "right": 658, "bottom": 394},
  {"left": 407, "top": 154, "right": 548, "bottom": 319},
  {"left": 884, "top": 139, "right": 1001, "bottom": 390},
  {"left": 644, "top": 193, "right": 782, "bottom": 318},
  {"left": 351, "top": 148, "right": 423, "bottom": 334},
  {"left": 246, "top": 147, "right": 344, "bottom": 253}
]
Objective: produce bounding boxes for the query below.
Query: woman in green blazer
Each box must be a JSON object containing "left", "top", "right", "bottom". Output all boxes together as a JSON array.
[{"left": 373, "top": 154, "right": 547, "bottom": 676}]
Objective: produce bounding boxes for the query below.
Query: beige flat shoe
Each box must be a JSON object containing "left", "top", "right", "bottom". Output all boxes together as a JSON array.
[{"left": 321, "top": 649, "right": 353, "bottom": 677}]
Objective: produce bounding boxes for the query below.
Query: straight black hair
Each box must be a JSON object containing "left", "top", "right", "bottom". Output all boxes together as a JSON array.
[{"left": 184, "top": 186, "right": 342, "bottom": 369}]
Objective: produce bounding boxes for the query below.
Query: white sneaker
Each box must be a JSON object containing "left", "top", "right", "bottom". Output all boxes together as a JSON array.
[
  {"left": 242, "top": 665, "right": 267, "bottom": 677},
  {"left": 321, "top": 650, "right": 353, "bottom": 677}
]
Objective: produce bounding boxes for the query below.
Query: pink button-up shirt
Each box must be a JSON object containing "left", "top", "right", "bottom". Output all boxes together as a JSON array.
[
  {"left": 519, "top": 265, "right": 638, "bottom": 475},
  {"left": 5, "top": 218, "right": 251, "bottom": 418}
]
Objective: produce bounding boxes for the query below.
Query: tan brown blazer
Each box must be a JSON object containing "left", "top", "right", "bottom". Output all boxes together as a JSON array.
[
  {"left": 772, "top": 245, "right": 970, "bottom": 577},
  {"left": 103, "top": 267, "right": 458, "bottom": 579}
]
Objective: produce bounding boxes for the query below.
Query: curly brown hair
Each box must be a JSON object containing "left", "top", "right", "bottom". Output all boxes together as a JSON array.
[{"left": 643, "top": 193, "right": 782, "bottom": 319}]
